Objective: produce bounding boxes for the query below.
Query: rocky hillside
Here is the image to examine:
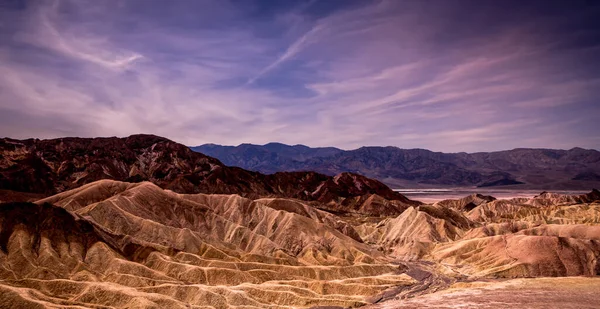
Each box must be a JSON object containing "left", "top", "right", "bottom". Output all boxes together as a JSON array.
[
  {"left": 0, "top": 135, "right": 418, "bottom": 215},
  {"left": 0, "top": 181, "right": 415, "bottom": 308},
  {"left": 193, "top": 144, "right": 600, "bottom": 189},
  {"left": 2, "top": 181, "right": 600, "bottom": 308}
]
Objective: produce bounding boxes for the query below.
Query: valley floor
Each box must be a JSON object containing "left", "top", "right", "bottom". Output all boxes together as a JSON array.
[{"left": 364, "top": 277, "right": 600, "bottom": 309}]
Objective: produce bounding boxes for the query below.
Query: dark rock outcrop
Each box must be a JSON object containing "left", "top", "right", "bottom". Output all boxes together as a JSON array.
[{"left": 0, "top": 135, "right": 419, "bottom": 215}]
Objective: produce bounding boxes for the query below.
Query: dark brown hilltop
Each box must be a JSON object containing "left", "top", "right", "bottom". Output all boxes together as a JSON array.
[{"left": 0, "top": 134, "right": 419, "bottom": 215}]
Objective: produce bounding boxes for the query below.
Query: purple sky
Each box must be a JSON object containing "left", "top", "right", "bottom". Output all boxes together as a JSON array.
[{"left": 1, "top": 0, "right": 599, "bottom": 152}]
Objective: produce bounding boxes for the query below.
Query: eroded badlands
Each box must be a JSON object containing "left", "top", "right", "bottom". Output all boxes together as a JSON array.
[{"left": 1, "top": 180, "right": 599, "bottom": 308}]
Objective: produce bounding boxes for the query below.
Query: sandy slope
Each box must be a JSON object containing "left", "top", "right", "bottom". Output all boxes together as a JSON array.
[
  {"left": 0, "top": 180, "right": 414, "bottom": 308},
  {"left": 1, "top": 181, "right": 600, "bottom": 308}
]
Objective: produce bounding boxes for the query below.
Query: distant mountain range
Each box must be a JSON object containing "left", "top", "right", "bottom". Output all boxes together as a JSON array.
[{"left": 192, "top": 143, "right": 600, "bottom": 189}]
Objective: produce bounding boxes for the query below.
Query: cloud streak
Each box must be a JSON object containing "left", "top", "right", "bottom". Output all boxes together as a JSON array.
[
  {"left": 247, "top": 23, "right": 323, "bottom": 84},
  {"left": 0, "top": 0, "right": 599, "bottom": 152}
]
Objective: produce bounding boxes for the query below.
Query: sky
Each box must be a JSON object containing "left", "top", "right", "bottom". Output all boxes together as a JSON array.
[{"left": 0, "top": 0, "right": 599, "bottom": 152}]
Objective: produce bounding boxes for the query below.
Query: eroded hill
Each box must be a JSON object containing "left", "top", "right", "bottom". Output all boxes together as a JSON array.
[
  {"left": 1, "top": 180, "right": 600, "bottom": 308},
  {"left": 0, "top": 180, "right": 415, "bottom": 308},
  {"left": 0, "top": 135, "right": 419, "bottom": 216},
  {"left": 2, "top": 135, "right": 600, "bottom": 308}
]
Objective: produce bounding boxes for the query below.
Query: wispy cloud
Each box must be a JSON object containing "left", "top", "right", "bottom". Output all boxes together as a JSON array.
[
  {"left": 23, "top": 0, "right": 144, "bottom": 70},
  {"left": 247, "top": 23, "right": 323, "bottom": 84},
  {"left": 0, "top": 0, "right": 598, "bottom": 151}
]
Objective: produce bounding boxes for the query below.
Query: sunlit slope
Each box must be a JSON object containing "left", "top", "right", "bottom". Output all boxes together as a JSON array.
[
  {"left": 2, "top": 180, "right": 600, "bottom": 308},
  {"left": 358, "top": 190, "right": 600, "bottom": 278},
  {"left": 1, "top": 180, "right": 414, "bottom": 308}
]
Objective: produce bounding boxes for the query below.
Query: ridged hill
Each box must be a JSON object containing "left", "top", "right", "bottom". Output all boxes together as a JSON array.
[
  {"left": 2, "top": 182, "right": 600, "bottom": 307},
  {"left": 354, "top": 189, "right": 600, "bottom": 280},
  {"left": 0, "top": 135, "right": 419, "bottom": 216},
  {"left": 0, "top": 180, "right": 415, "bottom": 308},
  {"left": 432, "top": 190, "right": 600, "bottom": 278},
  {"left": 434, "top": 193, "right": 496, "bottom": 211}
]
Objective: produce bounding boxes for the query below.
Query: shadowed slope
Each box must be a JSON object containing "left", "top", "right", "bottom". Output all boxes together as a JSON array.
[
  {"left": 0, "top": 135, "right": 419, "bottom": 216},
  {"left": 435, "top": 193, "right": 496, "bottom": 211}
]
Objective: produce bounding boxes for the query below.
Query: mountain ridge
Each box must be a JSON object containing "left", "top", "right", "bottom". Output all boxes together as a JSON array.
[
  {"left": 191, "top": 143, "right": 600, "bottom": 189},
  {"left": 0, "top": 134, "right": 420, "bottom": 216}
]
